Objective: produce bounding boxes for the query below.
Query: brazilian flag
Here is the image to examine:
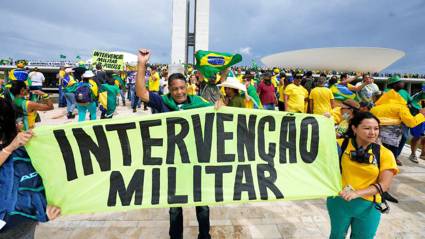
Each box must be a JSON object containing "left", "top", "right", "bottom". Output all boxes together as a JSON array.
[
  {"left": 194, "top": 50, "right": 242, "bottom": 79},
  {"left": 330, "top": 84, "right": 357, "bottom": 101}
]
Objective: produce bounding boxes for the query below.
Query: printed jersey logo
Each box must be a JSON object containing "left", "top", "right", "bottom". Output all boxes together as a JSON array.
[{"left": 20, "top": 172, "right": 38, "bottom": 182}]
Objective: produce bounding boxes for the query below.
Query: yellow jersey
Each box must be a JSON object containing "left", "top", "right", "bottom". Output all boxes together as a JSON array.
[
  {"left": 284, "top": 84, "right": 308, "bottom": 113},
  {"left": 309, "top": 87, "right": 334, "bottom": 115},
  {"left": 338, "top": 138, "right": 399, "bottom": 203},
  {"left": 148, "top": 72, "right": 160, "bottom": 92}
]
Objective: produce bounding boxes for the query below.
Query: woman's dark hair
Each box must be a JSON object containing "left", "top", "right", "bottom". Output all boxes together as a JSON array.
[
  {"left": 9, "top": 80, "right": 27, "bottom": 96},
  {"left": 168, "top": 73, "right": 186, "bottom": 87},
  {"left": 0, "top": 98, "right": 18, "bottom": 146},
  {"left": 106, "top": 76, "right": 115, "bottom": 85},
  {"left": 328, "top": 76, "right": 338, "bottom": 87},
  {"left": 344, "top": 111, "right": 380, "bottom": 138}
]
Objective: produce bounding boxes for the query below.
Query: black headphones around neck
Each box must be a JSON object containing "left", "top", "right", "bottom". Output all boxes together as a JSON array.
[{"left": 350, "top": 138, "right": 373, "bottom": 164}]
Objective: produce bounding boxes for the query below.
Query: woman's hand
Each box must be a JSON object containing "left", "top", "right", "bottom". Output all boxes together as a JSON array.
[
  {"left": 339, "top": 190, "right": 361, "bottom": 201},
  {"left": 46, "top": 205, "right": 61, "bottom": 220},
  {"left": 8, "top": 131, "right": 33, "bottom": 151}
]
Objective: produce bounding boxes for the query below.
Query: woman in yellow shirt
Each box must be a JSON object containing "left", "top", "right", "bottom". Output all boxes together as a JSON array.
[
  {"left": 327, "top": 112, "right": 398, "bottom": 239},
  {"left": 284, "top": 75, "right": 308, "bottom": 113},
  {"left": 187, "top": 74, "right": 198, "bottom": 96}
]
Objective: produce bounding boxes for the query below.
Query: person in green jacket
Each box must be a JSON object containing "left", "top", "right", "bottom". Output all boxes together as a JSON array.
[
  {"left": 99, "top": 77, "right": 120, "bottom": 119},
  {"left": 112, "top": 71, "right": 126, "bottom": 106}
]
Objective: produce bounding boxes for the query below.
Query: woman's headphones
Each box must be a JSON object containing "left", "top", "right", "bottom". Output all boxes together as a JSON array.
[{"left": 350, "top": 138, "right": 373, "bottom": 164}]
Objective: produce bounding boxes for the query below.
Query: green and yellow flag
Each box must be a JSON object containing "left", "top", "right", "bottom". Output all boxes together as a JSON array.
[{"left": 195, "top": 50, "right": 242, "bottom": 79}]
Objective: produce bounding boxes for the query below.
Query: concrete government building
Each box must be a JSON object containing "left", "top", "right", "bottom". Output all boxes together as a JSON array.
[{"left": 171, "top": 0, "right": 210, "bottom": 64}]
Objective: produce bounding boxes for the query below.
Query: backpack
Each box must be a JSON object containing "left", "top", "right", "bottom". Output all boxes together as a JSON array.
[{"left": 75, "top": 83, "right": 92, "bottom": 103}]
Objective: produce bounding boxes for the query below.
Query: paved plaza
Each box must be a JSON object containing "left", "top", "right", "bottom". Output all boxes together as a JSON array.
[{"left": 34, "top": 104, "right": 425, "bottom": 239}]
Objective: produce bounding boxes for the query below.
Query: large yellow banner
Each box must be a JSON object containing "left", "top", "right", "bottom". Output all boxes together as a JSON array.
[{"left": 26, "top": 107, "right": 341, "bottom": 215}]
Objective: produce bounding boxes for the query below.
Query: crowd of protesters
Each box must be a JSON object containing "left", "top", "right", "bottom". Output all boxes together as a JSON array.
[{"left": 2, "top": 49, "right": 425, "bottom": 238}]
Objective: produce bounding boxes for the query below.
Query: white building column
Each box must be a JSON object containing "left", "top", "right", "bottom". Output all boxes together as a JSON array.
[
  {"left": 171, "top": 0, "right": 188, "bottom": 64},
  {"left": 195, "top": 0, "right": 210, "bottom": 52}
]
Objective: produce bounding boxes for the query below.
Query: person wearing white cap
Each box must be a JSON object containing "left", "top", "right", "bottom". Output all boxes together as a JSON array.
[
  {"left": 76, "top": 70, "right": 98, "bottom": 122},
  {"left": 28, "top": 67, "right": 45, "bottom": 101},
  {"left": 62, "top": 68, "right": 78, "bottom": 119},
  {"left": 218, "top": 77, "right": 247, "bottom": 108}
]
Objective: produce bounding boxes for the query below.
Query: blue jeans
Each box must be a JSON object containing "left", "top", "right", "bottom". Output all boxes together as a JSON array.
[
  {"left": 64, "top": 92, "right": 76, "bottom": 113},
  {"left": 58, "top": 86, "right": 67, "bottom": 107},
  {"left": 129, "top": 84, "right": 141, "bottom": 109},
  {"left": 77, "top": 102, "right": 97, "bottom": 121},
  {"left": 263, "top": 103, "right": 275, "bottom": 110},
  {"left": 119, "top": 89, "right": 126, "bottom": 104},
  {"left": 396, "top": 124, "right": 409, "bottom": 158}
]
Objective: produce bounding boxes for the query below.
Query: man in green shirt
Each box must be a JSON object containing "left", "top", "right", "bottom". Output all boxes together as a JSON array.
[
  {"left": 385, "top": 75, "right": 412, "bottom": 103},
  {"left": 135, "top": 48, "right": 213, "bottom": 239}
]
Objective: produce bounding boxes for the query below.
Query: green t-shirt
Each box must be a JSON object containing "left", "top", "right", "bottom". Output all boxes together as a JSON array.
[
  {"left": 227, "top": 94, "right": 245, "bottom": 108},
  {"left": 101, "top": 84, "right": 120, "bottom": 114}
]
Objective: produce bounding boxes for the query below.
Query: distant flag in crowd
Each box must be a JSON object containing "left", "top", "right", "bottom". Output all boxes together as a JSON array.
[
  {"left": 251, "top": 59, "right": 259, "bottom": 71},
  {"left": 60, "top": 54, "right": 66, "bottom": 59},
  {"left": 194, "top": 50, "right": 242, "bottom": 78},
  {"left": 76, "top": 55, "right": 81, "bottom": 60}
]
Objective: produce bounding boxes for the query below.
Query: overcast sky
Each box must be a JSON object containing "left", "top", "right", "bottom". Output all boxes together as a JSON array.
[{"left": 0, "top": 0, "right": 424, "bottom": 73}]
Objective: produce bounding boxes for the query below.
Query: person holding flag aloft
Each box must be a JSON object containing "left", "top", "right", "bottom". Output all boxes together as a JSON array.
[{"left": 194, "top": 50, "right": 242, "bottom": 103}]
